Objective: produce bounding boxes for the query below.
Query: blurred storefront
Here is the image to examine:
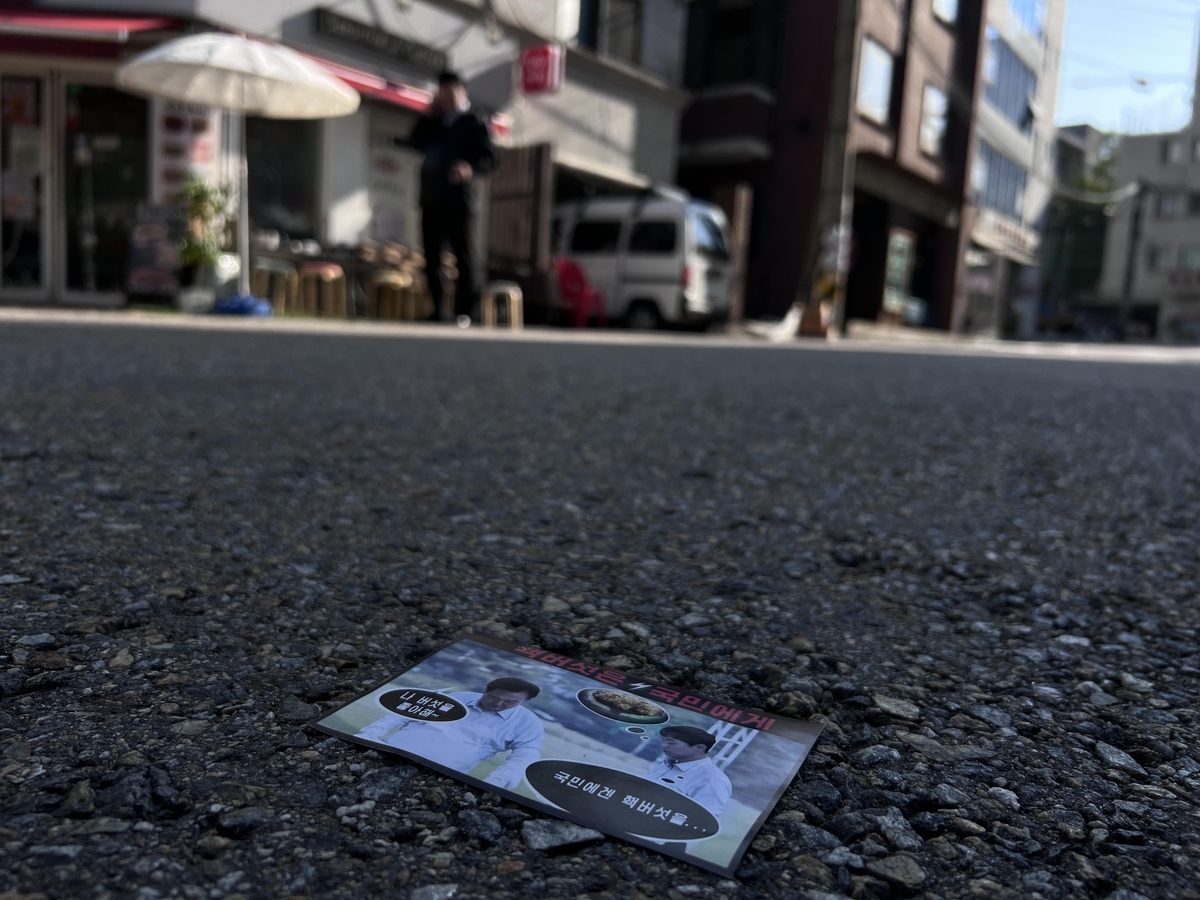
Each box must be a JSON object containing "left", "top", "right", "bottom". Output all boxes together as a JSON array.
[
  {"left": 0, "top": 2, "right": 690, "bottom": 311},
  {"left": 0, "top": 12, "right": 182, "bottom": 304},
  {"left": 0, "top": 5, "right": 476, "bottom": 306}
]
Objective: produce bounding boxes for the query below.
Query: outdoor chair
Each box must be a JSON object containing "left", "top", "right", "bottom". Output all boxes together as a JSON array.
[
  {"left": 410, "top": 276, "right": 435, "bottom": 321},
  {"left": 369, "top": 270, "right": 415, "bottom": 319},
  {"left": 555, "top": 257, "right": 607, "bottom": 328},
  {"left": 481, "top": 282, "right": 524, "bottom": 330},
  {"left": 381, "top": 243, "right": 407, "bottom": 268},
  {"left": 298, "top": 261, "right": 347, "bottom": 317},
  {"left": 250, "top": 257, "right": 298, "bottom": 315},
  {"left": 356, "top": 240, "right": 380, "bottom": 265}
]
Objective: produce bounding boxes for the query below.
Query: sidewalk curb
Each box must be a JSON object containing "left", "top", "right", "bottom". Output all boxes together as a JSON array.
[{"left": 3, "top": 306, "right": 1200, "bottom": 365}]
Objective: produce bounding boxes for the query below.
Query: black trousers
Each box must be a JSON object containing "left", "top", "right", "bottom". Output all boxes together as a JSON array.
[{"left": 421, "top": 204, "right": 478, "bottom": 320}]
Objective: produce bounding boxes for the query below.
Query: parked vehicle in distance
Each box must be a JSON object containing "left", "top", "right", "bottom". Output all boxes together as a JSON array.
[{"left": 550, "top": 192, "right": 732, "bottom": 328}]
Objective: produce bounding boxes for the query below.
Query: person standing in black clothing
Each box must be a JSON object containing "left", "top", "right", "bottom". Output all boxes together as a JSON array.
[{"left": 410, "top": 71, "right": 495, "bottom": 325}]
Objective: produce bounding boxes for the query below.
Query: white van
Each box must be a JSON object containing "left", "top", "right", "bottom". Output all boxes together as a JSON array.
[{"left": 551, "top": 193, "right": 733, "bottom": 328}]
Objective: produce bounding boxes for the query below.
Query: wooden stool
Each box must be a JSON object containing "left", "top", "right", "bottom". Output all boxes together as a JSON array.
[
  {"left": 251, "top": 258, "right": 298, "bottom": 315},
  {"left": 481, "top": 282, "right": 524, "bottom": 330},
  {"left": 298, "top": 262, "right": 347, "bottom": 317},
  {"left": 410, "top": 277, "right": 435, "bottom": 321},
  {"left": 381, "top": 243, "right": 407, "bottom": 268},
  {"left": 356, "top": 240, "right": 380, "bottom": 266},
  {"left": 369, "top": 270, "right": 414, "bottom": 319}
]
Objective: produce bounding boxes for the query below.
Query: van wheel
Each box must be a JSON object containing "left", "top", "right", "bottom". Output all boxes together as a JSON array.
[{"left": 626, "top": 302, "right": 662, "bottom": 331}]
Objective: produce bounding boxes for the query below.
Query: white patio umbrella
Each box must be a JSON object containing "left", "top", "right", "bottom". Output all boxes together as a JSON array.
[{"left": 116, "top": 32, "right": 360, "bottom": 296}]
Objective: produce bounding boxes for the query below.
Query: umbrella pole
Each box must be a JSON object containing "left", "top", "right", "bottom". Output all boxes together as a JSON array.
[{"left": 238, "top": 111, "right": 251, "bottom": 297}]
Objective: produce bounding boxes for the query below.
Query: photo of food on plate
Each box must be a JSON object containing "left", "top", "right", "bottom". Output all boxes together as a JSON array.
[{"left": 578, "top": 688, "right": 670, "bottom": 723}]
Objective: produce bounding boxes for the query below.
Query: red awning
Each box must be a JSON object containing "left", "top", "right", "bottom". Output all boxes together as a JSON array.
[
  {"left": 0, "top": 11, "right": 179, "bottom": 42},
  {"left": 306, "top": 55, "right": 511, "bottom": 137},
  {"left": 309, "top": 56, "right": 433, "bottom": 114}
]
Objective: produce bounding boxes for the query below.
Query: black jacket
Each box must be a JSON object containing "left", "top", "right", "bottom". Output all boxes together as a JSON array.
[{"left": 410, "top": 106, "right": 495, "bottom": 211}]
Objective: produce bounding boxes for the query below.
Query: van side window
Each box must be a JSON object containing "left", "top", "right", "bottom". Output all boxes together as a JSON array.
[
  {"left": 628, "top": 221, "right": 677, "bottom": 254},
  {"left": 690, "top": 213, "right": 730, "bottom": 261},
  {"left": 569, "top": 221, "right": 622, "bottom": 254}
]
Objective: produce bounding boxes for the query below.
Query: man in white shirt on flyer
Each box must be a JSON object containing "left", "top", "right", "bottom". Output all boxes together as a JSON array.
[
  {"left": 356, "top": 677, "right": 543, "bottom": 790},
  {"left": 644, "top": 726, "right": 732, "bottom": 818}
]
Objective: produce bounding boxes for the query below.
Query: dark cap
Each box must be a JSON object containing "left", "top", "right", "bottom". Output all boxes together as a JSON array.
[{"left": 438, "top": 70, "right": 462, "bottom": 86}]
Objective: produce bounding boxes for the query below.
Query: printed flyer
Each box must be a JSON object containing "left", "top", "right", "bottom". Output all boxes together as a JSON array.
[{"left": 311, "top": 635, "right": 824, "bottom": 876}]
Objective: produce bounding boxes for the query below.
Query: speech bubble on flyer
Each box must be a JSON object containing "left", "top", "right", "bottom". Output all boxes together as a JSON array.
[
  {"left": 525, "top": 760, "right": 720, "bottom": 840},
  {"left": 377, "top": 688, "right": 467, "bottom": 722},
  {"left": 311, "top": 634, "right": 824, "bottom": 876}
]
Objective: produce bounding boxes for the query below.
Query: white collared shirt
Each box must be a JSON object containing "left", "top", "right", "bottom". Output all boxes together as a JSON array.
[
  {"left": 356, "top": 691, "right": 543, "bottom": 789},
  {"left": 644, "top": 755, "right": 732, "bottom": 817}
]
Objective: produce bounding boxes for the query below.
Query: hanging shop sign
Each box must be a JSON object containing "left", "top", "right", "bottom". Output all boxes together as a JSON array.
[{"left": 521, "top": 44, "right": 564, "bottom": 95}]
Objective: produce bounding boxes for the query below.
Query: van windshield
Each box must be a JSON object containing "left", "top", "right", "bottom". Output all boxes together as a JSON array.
[{"left": 690, "top": 211, "right": 730, "bottom": 261}]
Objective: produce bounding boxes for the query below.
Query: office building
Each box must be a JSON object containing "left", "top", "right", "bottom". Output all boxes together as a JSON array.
[{"left": 960, "top": 0, "right": 1067, "bottom": 336}]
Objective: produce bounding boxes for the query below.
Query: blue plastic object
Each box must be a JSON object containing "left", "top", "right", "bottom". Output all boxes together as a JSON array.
[{"left": 213, "top": 294, "right": 272, "bottom": 316}]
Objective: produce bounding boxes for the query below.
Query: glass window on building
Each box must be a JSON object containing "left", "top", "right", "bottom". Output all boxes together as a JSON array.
[
  {"left": 1009, "top": 0, "right": 1045, "bottom": 40},
  {"left": 63, "top": 84, "right": 148, "bottom": 295},
  {"left": 1147, "top": 245, "right": 1174, "bottom": 272},
  {"left": 919, "top": 84, "right": 949, "bottom": 157},
  {"left": 1189, "top": 192, "right": 1200, "bottom": 217},
  {"left": 984, "top": 30, "right": 1037, "bottom": 134},
  {"left": 246, "top": 117, "right": 320, "bottom": 239},
  {"left": 971, "top": 153, "right": 989, "bottom": 196},
  {"left": 983, "top": 37, "right": 999, "bottom": 85},
  {"left": 1161, "top": 139, "right": 1185, "bottom": 164},
  {"left": 684, "top": 0, "right": 780, "bottom": 90},
  {"left": 1158, "top": 191, "right": 1185, "bottom": 218},
  {"left": 579, "top": 0, "right": 643, "bottom": 66},
  {"left": 975, "top": 142, "right": 1027, "bottom": 220},
  {"left": 704, "top": 0, "right": 756, "bottom": 85},
  {"left": 932, "top": 0, "right": 958, "bottom": 24},
  {"left": 2, "top": 76, "right": 43, "bottom": 289},
  {"left": 1182, "top": 246, "right": 1200, "bottom": 271},
  {"left": 857, "top": 38, "right": 894, "bottom": 126}
]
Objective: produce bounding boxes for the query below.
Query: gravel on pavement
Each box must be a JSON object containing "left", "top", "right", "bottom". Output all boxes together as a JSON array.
[{"left": 1, "top": 320, "right": 1199, "bottom": 900}]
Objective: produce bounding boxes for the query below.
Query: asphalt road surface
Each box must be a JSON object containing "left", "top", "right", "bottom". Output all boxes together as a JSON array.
[{"left": 2, "top": 318, "right": 1198, "bottom": 900}]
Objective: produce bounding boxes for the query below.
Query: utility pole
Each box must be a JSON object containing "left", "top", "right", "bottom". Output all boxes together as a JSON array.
[
  {"left": 792, "top": 0, "right": 861, "bottom": 337},
  {"left": 1118, "top": 179, "right": 1144, "bottom": 340}
]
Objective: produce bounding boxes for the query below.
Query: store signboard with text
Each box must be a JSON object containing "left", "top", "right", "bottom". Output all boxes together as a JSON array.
[
  {"left": 521, "top": 45, "right": 565, "bottom": 95},
  {"left": 150, "top": 98, "right": 222, "bottom": 206},
  {"left": 369, "top": 111, "right": 422, "bottom": 248}
]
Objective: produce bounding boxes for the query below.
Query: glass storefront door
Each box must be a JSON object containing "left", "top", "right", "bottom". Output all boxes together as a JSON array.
[
  {"left": 0, "top": 70, "right": 154, "bottom": 305},
  {"left": 61, "top": 81, "right": 148, "bottom": 300},
  {"left": 1, "top": 73, "right": 48, "bottom": 298}
]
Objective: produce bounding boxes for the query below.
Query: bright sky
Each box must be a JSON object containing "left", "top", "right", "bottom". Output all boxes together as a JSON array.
[{"left": 1056, "top": 0, "right": 1200, "bottom": 133}]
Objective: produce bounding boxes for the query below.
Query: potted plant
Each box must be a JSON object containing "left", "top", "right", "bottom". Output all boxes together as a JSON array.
[{"left": 175, "top": 177, "right": 229, "bottom": 313}]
